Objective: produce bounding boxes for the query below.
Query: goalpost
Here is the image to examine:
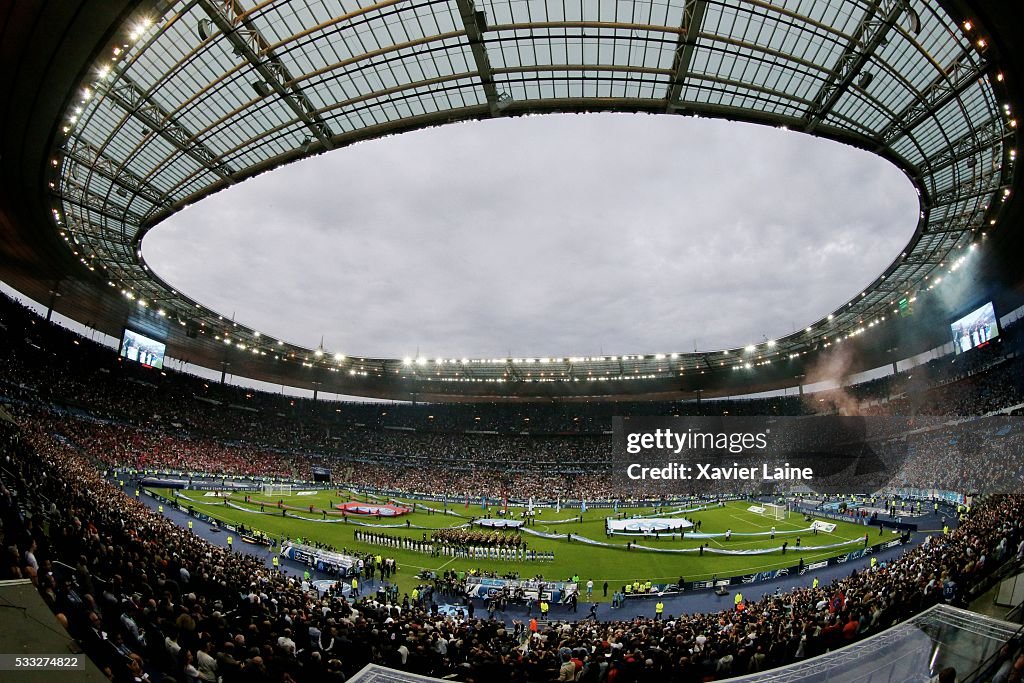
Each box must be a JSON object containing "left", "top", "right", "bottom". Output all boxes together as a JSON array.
[
  {"left": 761, "top": 502, "right": 789, "bottom": 521},
  {"left": 262, "top": 483, "right": 294, "bottom": 497}
]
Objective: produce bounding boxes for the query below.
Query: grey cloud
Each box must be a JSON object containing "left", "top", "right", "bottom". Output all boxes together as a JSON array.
[{"left": 145, "top": 113, "right": 918, "bottom": 359}]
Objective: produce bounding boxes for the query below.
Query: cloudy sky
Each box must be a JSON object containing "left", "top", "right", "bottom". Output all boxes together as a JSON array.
[{"left": 145, "top": 113, "right": 919, "bottom": 360}]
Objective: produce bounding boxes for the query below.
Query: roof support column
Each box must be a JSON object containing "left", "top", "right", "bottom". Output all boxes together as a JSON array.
[
  {"left": 454, "top": 0, "right": 503, "bottom": 115},
  {"left": 665, "top": 0, "right": 708, "bottom": 111},
  {"left": 803, "top": 0, "right": 908, "bottom": 133}
]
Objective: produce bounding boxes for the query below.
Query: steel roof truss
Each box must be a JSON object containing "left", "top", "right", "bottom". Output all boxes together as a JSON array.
[
  {"left": 198, "top": 0, "right": 335, "bottom": 150},
  {"left": 803, "top": 0, "right": 907, "bottom": 133},
  {"left": 454, "top": 0, "right": 501, "bottom": 115},
  {"left": 878, "top": 47, "right": 989, "bottom": 145},
  {"left": 665, "top": 0, "right": 708, "bottom": 110},
  {"left": 101, "top": 74, "right": 234, "bottom": 180}
]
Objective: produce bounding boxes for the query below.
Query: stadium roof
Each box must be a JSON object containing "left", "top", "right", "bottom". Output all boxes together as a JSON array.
[{"left": 0, "top": 0, "right": 1021, "bottom": 400}]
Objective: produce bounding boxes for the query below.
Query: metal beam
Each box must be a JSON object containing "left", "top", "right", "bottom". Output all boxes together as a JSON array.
[
  {"left": 454, "top": 0, "right": 502, "bottom": 116},
  {"left": 64, "top": 138, "right": 167, "bottom": 222},
  {"left": 901, "top": 251, "right": 947, "bottom": 265},
  {"left": 58, "top": 179, "right": 145, "bottom": 225},
  {"left": 926, "top": 116, "right": 1010, "bottom": 179},
  {"left": 664, "top": 0, "right": 708, "bottom": 110},
  {"left": 877, "top": 48, "right": 989, "bottom": 145},
  {"left": 100, "top": 73, "right": 234, "bottom": 181},
  {"left": 66, "top": 138, "right": 164, "bottom": 205},
  {"left": 803, "top": 0, "right": 906, "bottom": 133},
  {"left": 505, "top": 361, "right": 522, "bottom": 382},
  {"left": 931, "top": 165, "right": 1004, "bottom": 206},
  {"left": 923, "top": 214, "right": 985, "bottom": 234},
  {"left": 198, "top": 0, "right": 334, "bottom": 150}
]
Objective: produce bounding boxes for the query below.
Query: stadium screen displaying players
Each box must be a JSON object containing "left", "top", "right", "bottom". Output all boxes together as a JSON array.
[
  {"left": 950, "top": 301, "right": 999, "bottom": 354},
  {"left": 120, "top": 329, "right": 166, "bottom": 369}
]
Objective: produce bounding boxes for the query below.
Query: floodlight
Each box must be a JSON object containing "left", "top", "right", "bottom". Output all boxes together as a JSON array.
[
  {"left": 197, "top": 19, "right": 212, "bottom": 41},
  {"left": 905, "top": 6, "right": 921, "bottom": 35}
]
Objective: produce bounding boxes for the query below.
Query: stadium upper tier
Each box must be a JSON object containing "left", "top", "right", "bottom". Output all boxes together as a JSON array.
[
  {"left": 3, "top": 290, "right": 1024, "bottom": 498},
  {"left": 0, "top": 0, "right": 1021, "bottom": 399}
]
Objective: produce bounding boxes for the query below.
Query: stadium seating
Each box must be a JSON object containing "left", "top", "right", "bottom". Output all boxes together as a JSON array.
[
  {"left": 1, "top": 292, "right": 1024, "bottom": 681},
  {"left": 3, "top": 292, "right": 1024, "bottom": 498}
]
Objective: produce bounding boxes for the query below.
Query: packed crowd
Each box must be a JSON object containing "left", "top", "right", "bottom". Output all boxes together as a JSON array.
[
  {"left": 12, "top": 398, "right": 1024, "bottom": 502},
  {"left": 70, "top": 416, "right": 297, "bottom": 478},
  {"left": 4, "top": 402, "right": 1016, "bottom": 510},
  {"left": 3, "top": 290, "right": 1024, "bottom": 444},
  {"left": 890, "top": 423, "right": 1024, "bottom": 493},
  {"left": 3, "top": 418, "right": 1022, "bottom": 682},
  {"left": 3, "top": 290, "right": 1024, "bottom": 680},
  {"left": 2, "top": 291, "right": 1024, "bottom": 499}
]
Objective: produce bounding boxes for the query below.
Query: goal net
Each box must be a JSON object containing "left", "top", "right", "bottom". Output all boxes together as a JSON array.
[
  {"left": 262, "top": 483, "right": 294, "bottom": 497},
  {"left": 761, "top": 503, "right": 788, "bottom": 520}
]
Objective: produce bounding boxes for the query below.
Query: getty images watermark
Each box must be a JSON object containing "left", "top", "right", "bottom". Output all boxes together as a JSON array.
[
  {"left": 611, "top": 415, "right": 1024, "bottom": 495},
  {"left": 622, "top": 427, "right": 813, "bottom": 482}
]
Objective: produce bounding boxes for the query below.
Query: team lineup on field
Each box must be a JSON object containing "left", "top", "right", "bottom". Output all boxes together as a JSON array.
[{"left": 151, "top": 487, "right": 892, "bottom": 598}]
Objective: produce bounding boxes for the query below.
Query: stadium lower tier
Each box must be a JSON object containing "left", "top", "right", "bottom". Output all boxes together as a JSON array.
[
  {"left": 2, "top": 417, "right": 1023, "bottom": 683},
  {"left": 11, "top": 403, "right": 1024, "bottom": 500}
]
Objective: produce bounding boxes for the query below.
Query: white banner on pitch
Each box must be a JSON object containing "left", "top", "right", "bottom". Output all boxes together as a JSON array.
[{"left": 607, "top": 518, "right": 694, "bottom": 533}]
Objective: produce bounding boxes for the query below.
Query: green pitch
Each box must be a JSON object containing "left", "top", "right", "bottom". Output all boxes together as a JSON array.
[{"left": 154, "top": 488, "right": 876, "bottom": 600}]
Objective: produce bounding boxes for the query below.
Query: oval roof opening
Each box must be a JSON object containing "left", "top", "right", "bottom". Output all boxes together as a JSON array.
[{"left": 146, "top": 113, "right": 919, "bottom": 358}]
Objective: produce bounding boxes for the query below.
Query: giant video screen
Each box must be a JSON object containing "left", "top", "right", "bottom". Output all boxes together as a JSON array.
[
  {"left": 120, "top": 329, "right": 166, "bottom": 369},
  {"left": 951, "top": 301, "right": 999, "bottom": 354}
]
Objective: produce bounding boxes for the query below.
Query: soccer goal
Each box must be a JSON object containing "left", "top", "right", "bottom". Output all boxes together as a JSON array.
[
  {"left": 262, "top": 483, "right": 294, "bottom": 496},
  {"left": 761, "top": 502, "right": 789, "bottom": 520}
]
